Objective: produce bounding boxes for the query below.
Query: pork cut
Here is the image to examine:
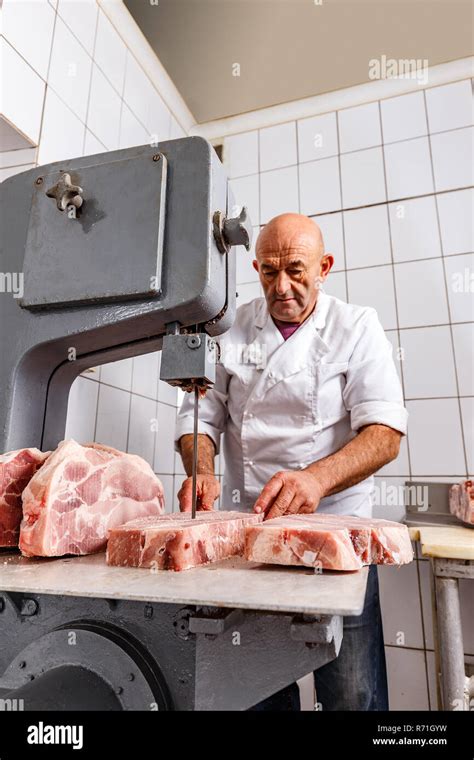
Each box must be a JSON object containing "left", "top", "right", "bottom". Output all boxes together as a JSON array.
[
  {"left": 0, "top": 448, "right": 50, "bottom": 547},
  {"left": 19, "top": 439, "right": 165, "bottom": 557},
  {"left": 245, "top": 513, "right": 413, "bottom": 571},
  {"left": 449, "top": 481, "right": 474, "bottom": 525},
  {"left": 107, "top": 511, "right": 263, "bottom": 571}
]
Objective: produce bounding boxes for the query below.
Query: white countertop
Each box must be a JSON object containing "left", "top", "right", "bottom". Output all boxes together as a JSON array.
[{"left": 0, "top": 550, "right": 369, "bottom": 616}]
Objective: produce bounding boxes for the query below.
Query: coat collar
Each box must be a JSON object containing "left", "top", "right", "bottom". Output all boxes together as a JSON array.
[{"left": 245, "top": 291, "right": 331, "bottom": 398}]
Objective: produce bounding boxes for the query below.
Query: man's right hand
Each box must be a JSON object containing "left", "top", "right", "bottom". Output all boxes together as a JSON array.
[{"left": 177, "top": 474, "right": 220, "bottom": 512}]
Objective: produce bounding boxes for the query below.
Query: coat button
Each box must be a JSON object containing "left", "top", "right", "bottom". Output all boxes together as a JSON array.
[{"left": 248, "top": 460, "right": 254, "bottom": 466}]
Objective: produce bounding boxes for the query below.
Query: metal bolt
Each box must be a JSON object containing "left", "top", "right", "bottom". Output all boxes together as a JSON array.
[
  {"left": 153, "top": 154, "right": 161, "bottom": 162},
  {"left": 115, "top": 686, "right": 123, "bottom": 695},
  {"left": 20, "top": 599, "right": 38, "bottom": 616},
  {"left": 35, "top": 177, "right": 43, "bottom": 186},
  {"left": 18, "top": 661, "right": 26, "bottom": 669},
  {"left": 186, "top": 335, "right": 201, "bottom": 350},
  {"left": 128, "top": 673, "right": 135, "bottom": 682}
]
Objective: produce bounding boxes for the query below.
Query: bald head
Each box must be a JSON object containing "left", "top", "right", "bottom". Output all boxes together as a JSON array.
[
  {"left": 253, "top": 213, "right": 333, "bottom": 323},
  {"left": 256, "top": 213, "right": 325, "bottom": 262}
]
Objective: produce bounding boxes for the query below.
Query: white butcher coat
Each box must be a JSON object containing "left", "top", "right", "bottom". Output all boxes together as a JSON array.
[{"left": 174, "top": 292, "right": 408, "bottom": 517}]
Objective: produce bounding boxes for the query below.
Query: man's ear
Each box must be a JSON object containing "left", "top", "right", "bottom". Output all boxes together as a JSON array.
[
  {"left": 252, "top": 259, "right": 259, "bottom": 273},
  {"left": 320, "top": 254, "right": 334, "bottom": 278}
]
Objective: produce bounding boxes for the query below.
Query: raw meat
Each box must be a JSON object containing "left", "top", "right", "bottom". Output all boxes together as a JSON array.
[
  {"left": 107, "top": 511, "right": 263, "bottom": 571},
  {"left": 245, "top": 513, "right": 413, "bottom": 571},
  {"left": 0, "top": 448, "right": 50, "bottom": 547},
  {"left": 449, "top": 481, "right": 474, "bottom": 525},
  {"left": 19, "top": 439, "right": 164, "bottom": 557}
]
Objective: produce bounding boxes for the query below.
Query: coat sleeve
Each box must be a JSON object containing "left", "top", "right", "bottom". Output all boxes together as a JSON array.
[
  {"left": 173, "top": 358, "right": 230, "bottom": 454},
  {"left": 342, "top": 308, "right": 408, "bottom": 434}
]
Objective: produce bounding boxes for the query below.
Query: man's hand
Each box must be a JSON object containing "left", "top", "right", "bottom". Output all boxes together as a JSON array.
[
  {"left": 253, "top": 469, "right": 323, "bottom": 520},
  {"left": 178, "top": 474, "right": 220, "bottom": 512}
]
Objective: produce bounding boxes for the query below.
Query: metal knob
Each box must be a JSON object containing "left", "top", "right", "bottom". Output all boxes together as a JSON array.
[
  {"left": 213, "top": 206, "right": 252, "bottom": 254},
  {"left": 46, "top": 172, "right": 84, "bottom": 211}
]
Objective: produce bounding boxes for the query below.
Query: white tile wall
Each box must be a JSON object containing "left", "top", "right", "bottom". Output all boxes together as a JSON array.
[
  {"left": 314, "top": 212, "right": 345, "bottom": 271},
  {"left": 425, "top": 80, "right": 473, "bottom": 133},
  {"left": 127, "top": 394, "right": 156, "bottom": 465},
  {"left": 1, "top": 39, "right": 46, "bottom": 145},
  {"left": 384, "top": 137, "right": 434, "bottom": 200},
  {"left": 57, "top": 0, "right": 98, "bottom": 55},
  {"left": 95, "top": 384, "right": 130, "bottom": 452},
  {"left": 94, "top": 9, "right": 127, "bottom": 95},
  {"left": 385, "top": 647, "right": 430, "bottom": 710},
  {"left": 119, "top": 102, "right": 149, "bottom": 149},
  {"left": 388, "top": 196, "right": 441, "bottom": 262},
  {"left": 3, "top": 0, "right": 56, "bottom": 80},
  {"left": 131, "top": 352, "right": 160, "bottom": 399},
  {"left": 460, "top": 397, "right": 474, "bottom": 474},
  {"left": 338, "top": 102, "right": 381, "bottom": 153},
  {"left": 236, "top": 226, "right": 259, "bottom": 284},
  {"left": 343, "top": 205, "right": 391, "bottom": 269},
  {"left": 431, "top": 127, "right": 474, "bottom": 191},
  {"left": 65, "top": 376, "right": 99, "bottom": 442},
  {"left": 259, "top": 122, "right": 297, "bottom": 171},
  {"left": 84, "top": 128, "right": 105, "bottom": 154},
  {"left": 122, "top": 51, "right": 155, "bottom": 129},
  {"left": 394, "top": 259, "right": 449, "bottom": 328},
  {"left": 452, "top": 323, "right": 474, "bottom": 396},
  {"left": 321, "top": 271, "right": 347, "bottom": 302},
  {"left": 340, "top": 147, "right": 386, "bottom": 207},
  {"left": 260, "top": 165, "right": 299, "bottom": 222},
  {"left": 347, "top": 265, "right": 397, "bottom": 329},
  {"left": 87, "top": 65, "right": 122, "bottom": 149},
  {"left": 299, "top": 157, "right": 341, "bottom": 215},
  {"left": 224, "top": 131, "right": 259, "bottom": 178},
  {"left": 406, "top": 399, "right": 466, "bottom": 476},
  {"left": 380, "top": 91, "right": 428, "bottom": 143},
  {"left": 49, "top": 16, "right": 93, "bottom": 123},
  {"left": 154, "top": 403, "right": 176, "bottom": 474},
  {"left": 437, "top": 189, "right": 474, "bottom": 256},
  {"left": 229, "top": 174, "right": 260, "bottom": 226},
  {"left": 100, "top": 358, "right": 133, "bottom": 392},
  {"left": 399, "top": 327, "right": 457, "bottom": 398},
  {"left": 379, "top": 563, "right": 424, "bottom": 648},
  {"left": 444, "top": 253, "right": 474, "bottom": 323},
  {"left": 297, "top": 112, "right": 338, "bottom": 162},
  {"left": 38, "top": 88, "right": 85, "bottom": 164}
]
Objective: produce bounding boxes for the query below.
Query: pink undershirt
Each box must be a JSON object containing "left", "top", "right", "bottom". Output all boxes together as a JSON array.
[{"left": 272, "top": 316, "right": 302, "bottom": 341}]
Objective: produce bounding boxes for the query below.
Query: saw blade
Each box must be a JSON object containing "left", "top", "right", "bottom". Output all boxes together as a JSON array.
[{"left": 191, "top": 384, "right": 199, "bottom": 519}]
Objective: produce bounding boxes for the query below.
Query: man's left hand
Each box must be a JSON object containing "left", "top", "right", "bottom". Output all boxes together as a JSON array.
[{"left": 253, "top": 469, "right": 324, "bottom": 520}]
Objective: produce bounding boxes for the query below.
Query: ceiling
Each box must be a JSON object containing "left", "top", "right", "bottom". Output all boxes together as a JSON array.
[{"left": 125, "top": 0, "right": 473, "bottom": 124}]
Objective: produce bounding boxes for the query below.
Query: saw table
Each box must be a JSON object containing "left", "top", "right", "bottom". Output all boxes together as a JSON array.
[{"left": 0, "top": 551, "right": 368, "bottom": 710}]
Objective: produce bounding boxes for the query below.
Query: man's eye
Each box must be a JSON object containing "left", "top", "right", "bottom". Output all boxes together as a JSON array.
[{"left": 288, "top": 269, "right": 303, "bottom": 275}]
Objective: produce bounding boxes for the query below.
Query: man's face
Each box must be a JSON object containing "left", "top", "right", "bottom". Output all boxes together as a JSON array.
[{"left": 253, "top": 216, "right": 333, "bottom": 323}]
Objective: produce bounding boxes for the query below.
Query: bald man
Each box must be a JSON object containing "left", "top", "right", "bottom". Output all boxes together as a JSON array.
[{"left": 175, "top": 213, "right": 408, "bottom": 711}]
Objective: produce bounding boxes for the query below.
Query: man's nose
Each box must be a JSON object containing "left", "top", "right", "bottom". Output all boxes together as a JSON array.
[{"left": 275, "top": 271, "right": 292, "bottom": 295}]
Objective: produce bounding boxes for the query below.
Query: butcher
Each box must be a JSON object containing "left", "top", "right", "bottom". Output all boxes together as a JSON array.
[{"left": 175, "top": 212, "right": 408, "bottom": 711}]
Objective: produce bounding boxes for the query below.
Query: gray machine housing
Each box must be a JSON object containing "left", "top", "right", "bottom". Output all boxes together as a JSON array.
[{"left": 0, "top": 137, "right": 235, "bottom": 452}]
